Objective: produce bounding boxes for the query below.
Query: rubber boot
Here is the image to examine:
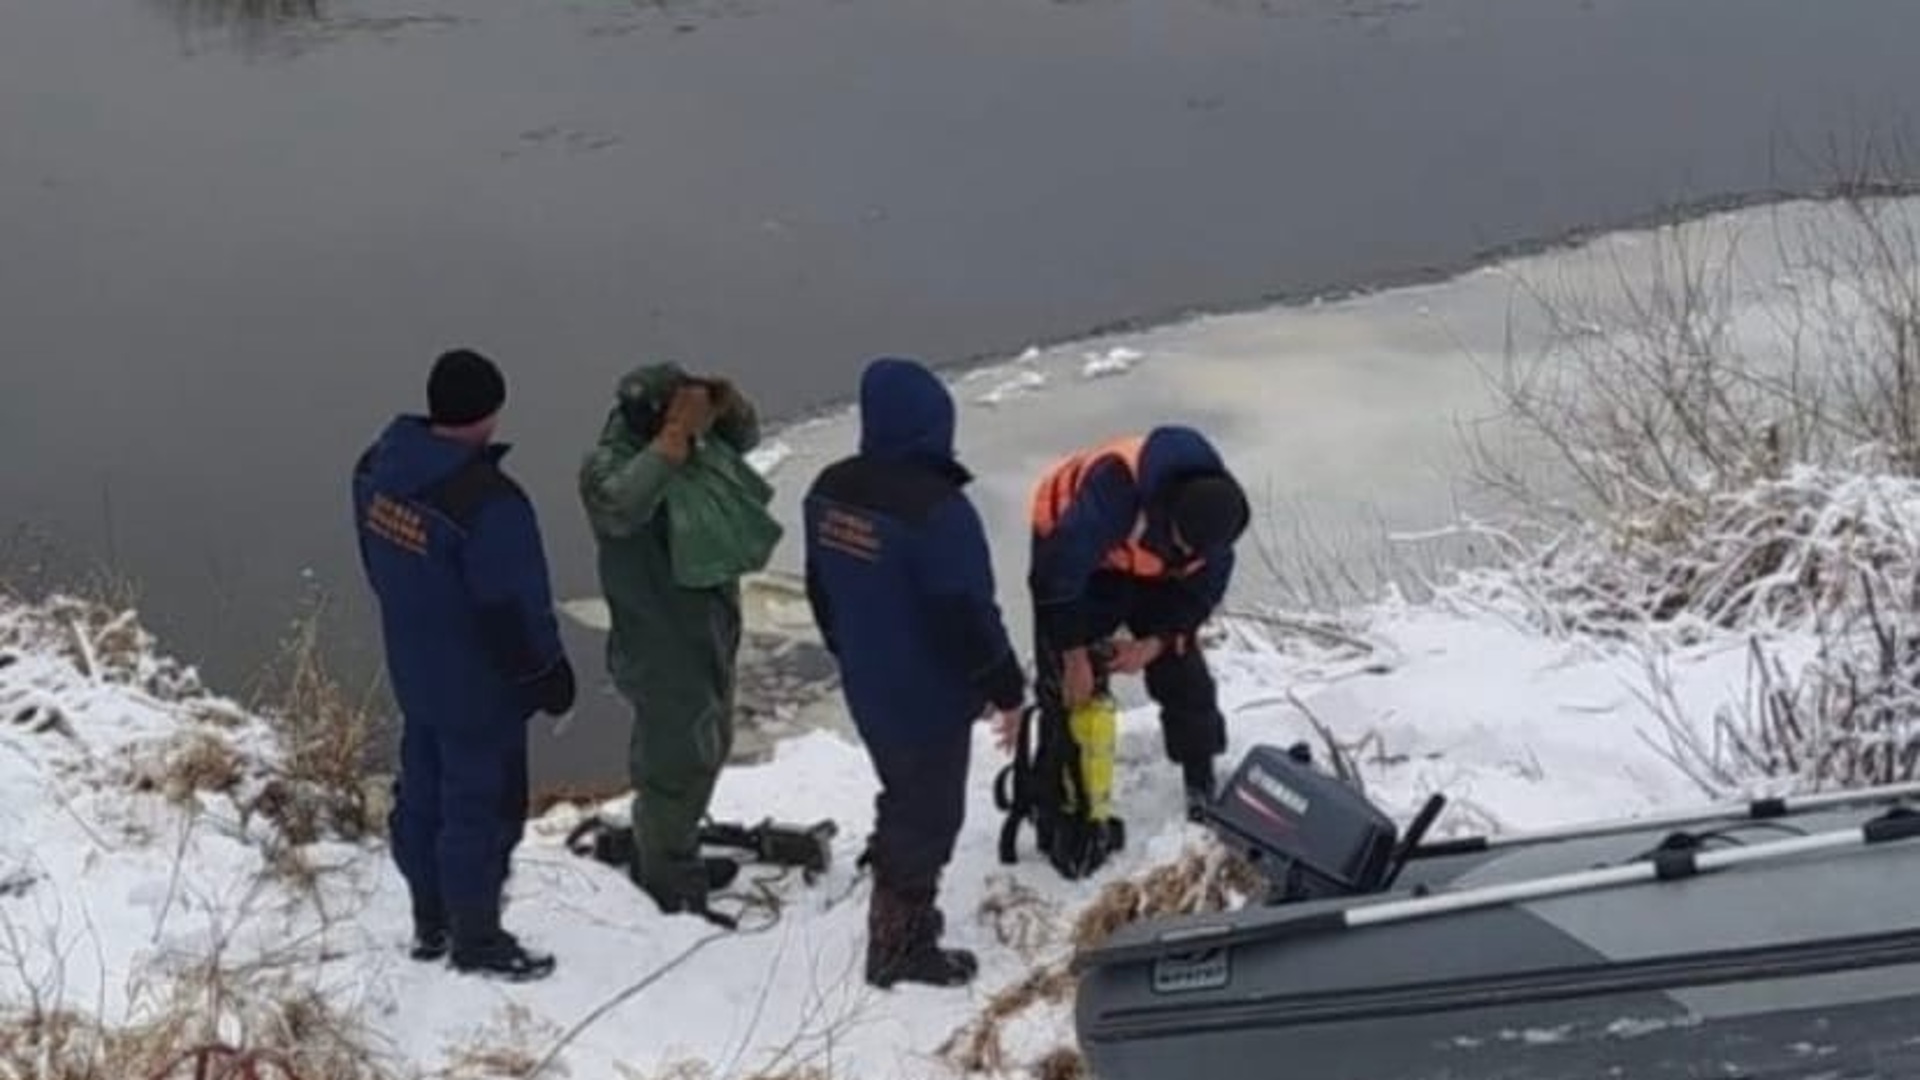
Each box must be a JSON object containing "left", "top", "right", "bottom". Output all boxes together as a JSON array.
[
  {"left": 409, "top": 897, "right": 449, "bottom": 962},
  {"left": 864, "top": 885, "right": 976, "bottom": 989},
  {"left": 449, "top": 904, "right": 556, "bottom": 982},
  {"left": 704, "top": 855, "right": 741, "bottom": 892},
  {"left": 856, "top": 836, "right": 941, "bottom": 936},
  {"left": 634, "top": 854, "right": 740, "bottom": 929}
]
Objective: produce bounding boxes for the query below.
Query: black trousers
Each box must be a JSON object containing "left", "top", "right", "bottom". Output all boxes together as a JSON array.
[{"left": 864, "top": 723, "right": 973, "bottom": 897}]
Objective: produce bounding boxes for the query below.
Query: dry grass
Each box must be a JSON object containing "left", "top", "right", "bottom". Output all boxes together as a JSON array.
[
  {"left": 975, "top": 875, "right": 1064, "bottom": 962},
  {"left": 2, "top": 703, "right": 397, "bottom": 1080},
  {"left": 1032, "top": 1047, "right": 1087, "bottom": 1080},
  {"left": 3, "top": 581, "right": 379, "bottom": 878},
  {"left": 244, "top": 590, "right": 383, "bottom": 844},
  {"left": 147, "top": 731, "right": 247, "bottom": 805},
  {"left": 942, "top": 840, "right": 1261, "bottom": 1078},
  {"left": 9, "top": 595, "right": 205, "bottom": 704},
  {"left": 1445, "top": 465, "right": 1920, "bottom": 641},
  {"left": 436, "top": 1004, "right": 562, "bottom": 1079},
  {"left": 937, "top": 966, "right": 1077, "bottom": 1075},
  {"left": 0, "top": 1007, "right": 173, "bottom": 1080},
  {"left": 0, "top": 960, "right": 396, "bottom": 1080},
  {"left": 1068, "top": 844, "right": 1263, "bottom": 954}
]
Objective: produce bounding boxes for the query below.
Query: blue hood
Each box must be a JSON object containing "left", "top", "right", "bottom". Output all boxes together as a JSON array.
[
  {"left": 1138, "top": 425, "right": 1227, "bottom": 491},
  {"left": 361, "top": 415, "right": 504, "bottom": 496},
  {"left": 858, "top": 357, "right": 958, "bottom": 466},
  {"left": 1136, "top": 425, "right": 1236, "bottom": 561}
]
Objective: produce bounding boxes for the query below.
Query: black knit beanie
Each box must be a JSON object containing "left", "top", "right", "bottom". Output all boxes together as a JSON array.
[
  {"left": 427, "top": 349, "right": 506, "bottom": 426},
  {"left": 1170, "top": 474, "right": 1250, "bottom": 552}
]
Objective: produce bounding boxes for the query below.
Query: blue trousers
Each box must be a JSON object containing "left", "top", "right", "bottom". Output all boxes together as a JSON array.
[{"left": 389, "top": 715, "right": 529, "bottom": 915}]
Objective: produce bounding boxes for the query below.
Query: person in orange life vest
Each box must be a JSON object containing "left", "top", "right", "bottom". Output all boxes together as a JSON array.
[{"left": 1025, "top": 426, "right": 1249, "bottom": 875}]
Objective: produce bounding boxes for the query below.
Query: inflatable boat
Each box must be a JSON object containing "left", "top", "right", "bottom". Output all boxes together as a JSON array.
[{"left": 1073, "top": 746, "right": 1920, "bottom": 1080}]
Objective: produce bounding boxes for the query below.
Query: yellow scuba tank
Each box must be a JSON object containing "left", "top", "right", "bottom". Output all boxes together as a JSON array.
[{"left": 1066, "top": 694, "right": 1119, "bottom": 824}]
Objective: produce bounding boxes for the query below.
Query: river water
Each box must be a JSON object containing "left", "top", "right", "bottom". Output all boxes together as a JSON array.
[{"left": 4, "top": 0, "right": 1918, "bottom": 788}]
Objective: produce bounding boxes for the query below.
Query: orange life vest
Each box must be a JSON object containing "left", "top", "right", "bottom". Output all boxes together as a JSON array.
[{"left": 1030, "top": 435, "right": 1202, "bottom": 580}]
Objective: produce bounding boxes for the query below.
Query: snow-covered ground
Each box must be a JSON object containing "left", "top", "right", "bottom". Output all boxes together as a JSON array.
[{"left": 0, "top": 567, "right": 1830, "bottom": 1078}]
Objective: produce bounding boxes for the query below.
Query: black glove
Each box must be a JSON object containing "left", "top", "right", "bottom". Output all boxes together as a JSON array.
[{"left": 530, "top": 657, "right": 576, "bottom": 717}]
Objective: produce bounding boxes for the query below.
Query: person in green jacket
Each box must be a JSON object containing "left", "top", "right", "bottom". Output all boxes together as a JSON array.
[{"left": 579, "top": 362, "right": 761, "bottom": 922}]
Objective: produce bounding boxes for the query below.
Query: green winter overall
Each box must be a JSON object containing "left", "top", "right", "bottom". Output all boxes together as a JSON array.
[{"left": 577, "top": 363, "right": 774, "bottom": 914}]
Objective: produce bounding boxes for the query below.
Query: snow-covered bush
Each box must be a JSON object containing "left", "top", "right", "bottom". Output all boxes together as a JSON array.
[
  {"left": 1447, "top": 170, "right": 1920, "bottom": 795},
  {"left": 1441, "top": 459, "right": 1920, "bottom": 794},
  {"left": 1447, "top": 460, "right": 1920, "bottom": 637}
]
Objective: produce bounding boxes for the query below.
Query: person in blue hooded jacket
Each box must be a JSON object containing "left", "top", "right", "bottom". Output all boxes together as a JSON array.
[
  {"left": 802, "top": 357, "right": 1026, "bottom": 989},
  {"left": 352, "top": 349, "right": 576, "bottom": 982}
]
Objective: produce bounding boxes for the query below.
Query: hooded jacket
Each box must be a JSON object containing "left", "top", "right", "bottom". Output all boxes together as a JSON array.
[
  {"left": 802, "top": 358, "right": 1024, "bottom": 744},
  {"left": 1028, "top": 425, "right": 1240, "bottom": 647},
  {"left": 352, "top": 416, "right": 567, "bottom": 727}
]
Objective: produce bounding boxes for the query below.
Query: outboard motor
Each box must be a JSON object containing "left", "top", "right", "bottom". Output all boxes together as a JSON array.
[{"left": 1197, "top": 743, "right": 1445, "bottom": 904}]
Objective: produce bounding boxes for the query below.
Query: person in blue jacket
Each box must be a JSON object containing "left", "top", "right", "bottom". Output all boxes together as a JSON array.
[
  {"left": 802, "top": 357, "right": 1026, "bottom": 989},
  {"left": 1016, "top": 425, "right": 1250, "bottom": 879},
  {"left": 352, "top": 349, "right": 576, "bottom": 982}
]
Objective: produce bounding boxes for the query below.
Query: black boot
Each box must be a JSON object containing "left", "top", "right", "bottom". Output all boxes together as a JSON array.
[
  {"left": 864, "top": 885, "right": 976, "bottom": 990},
  {"left": 634, "top": 855, "right": 739, "bottom": 929},
  {"left": 410, "top": 900, "right": 449, "bottom": 962},
  {"left": 449, "top": 905, "right": 555, "bottom": 982},
  {"left": 1183, "top": 757, "right": 1218, "bottom": 822},
  {"left": 705, "top": 855, "right": 741, "bottom": 892},
  {"left": 1044, "top": 814, "right": 1125, "bottom": 879}
]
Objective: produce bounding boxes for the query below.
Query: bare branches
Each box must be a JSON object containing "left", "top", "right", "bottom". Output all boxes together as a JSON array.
[
  {"left": 1450, "top": 182, "right": 1920, "bottom": 796},
  {"left": 1469, "top": 191, "right": 1920, "bottom": 522},
  {"left": 0, "top": 800, "right": 395, "bottom": 1080}
]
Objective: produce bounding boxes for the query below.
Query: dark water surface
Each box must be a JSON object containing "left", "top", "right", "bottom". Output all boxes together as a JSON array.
[{"left": 5, "top": 0, "right": 1919, "bottom": 787}]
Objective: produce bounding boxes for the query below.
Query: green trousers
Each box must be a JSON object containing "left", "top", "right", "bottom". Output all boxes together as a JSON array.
[{"left": 624, "top": 601, "right": 740, "bottom": 906}]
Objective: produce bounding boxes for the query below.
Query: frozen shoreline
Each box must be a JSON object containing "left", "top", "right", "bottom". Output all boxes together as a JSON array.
[{"left": 593, "top": 195, "right": 1920, "bottom": 656}]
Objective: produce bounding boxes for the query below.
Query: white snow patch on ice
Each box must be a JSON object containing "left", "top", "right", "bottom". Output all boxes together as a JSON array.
[
  {"left": 1605, "top": 1014, "right": 1704, "bottom": 1039},
  {"left": 974, "top": 368, "right": 1049, "bottom": 406},
  {"left": 746, "top": 438, "right": 794, "bottom": 477},
  {"left": 1081, "top": 346, "right": 1145, "bottom": 379}
]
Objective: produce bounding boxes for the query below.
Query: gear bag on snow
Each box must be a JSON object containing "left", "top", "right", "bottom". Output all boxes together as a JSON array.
[
  {"left": 664, "top": 438, "right": 784, "bottom": 590},
  {"left": 994, "top": 643, "right": 1126, "bottom": 879},
  {"left": 565, "top": 814, "right": 839, "bottom": 884}
]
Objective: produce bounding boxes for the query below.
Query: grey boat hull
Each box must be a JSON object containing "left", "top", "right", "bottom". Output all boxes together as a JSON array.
[{"left": 1075, "top": 807, "right": 1920, "bottom": 1079}]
